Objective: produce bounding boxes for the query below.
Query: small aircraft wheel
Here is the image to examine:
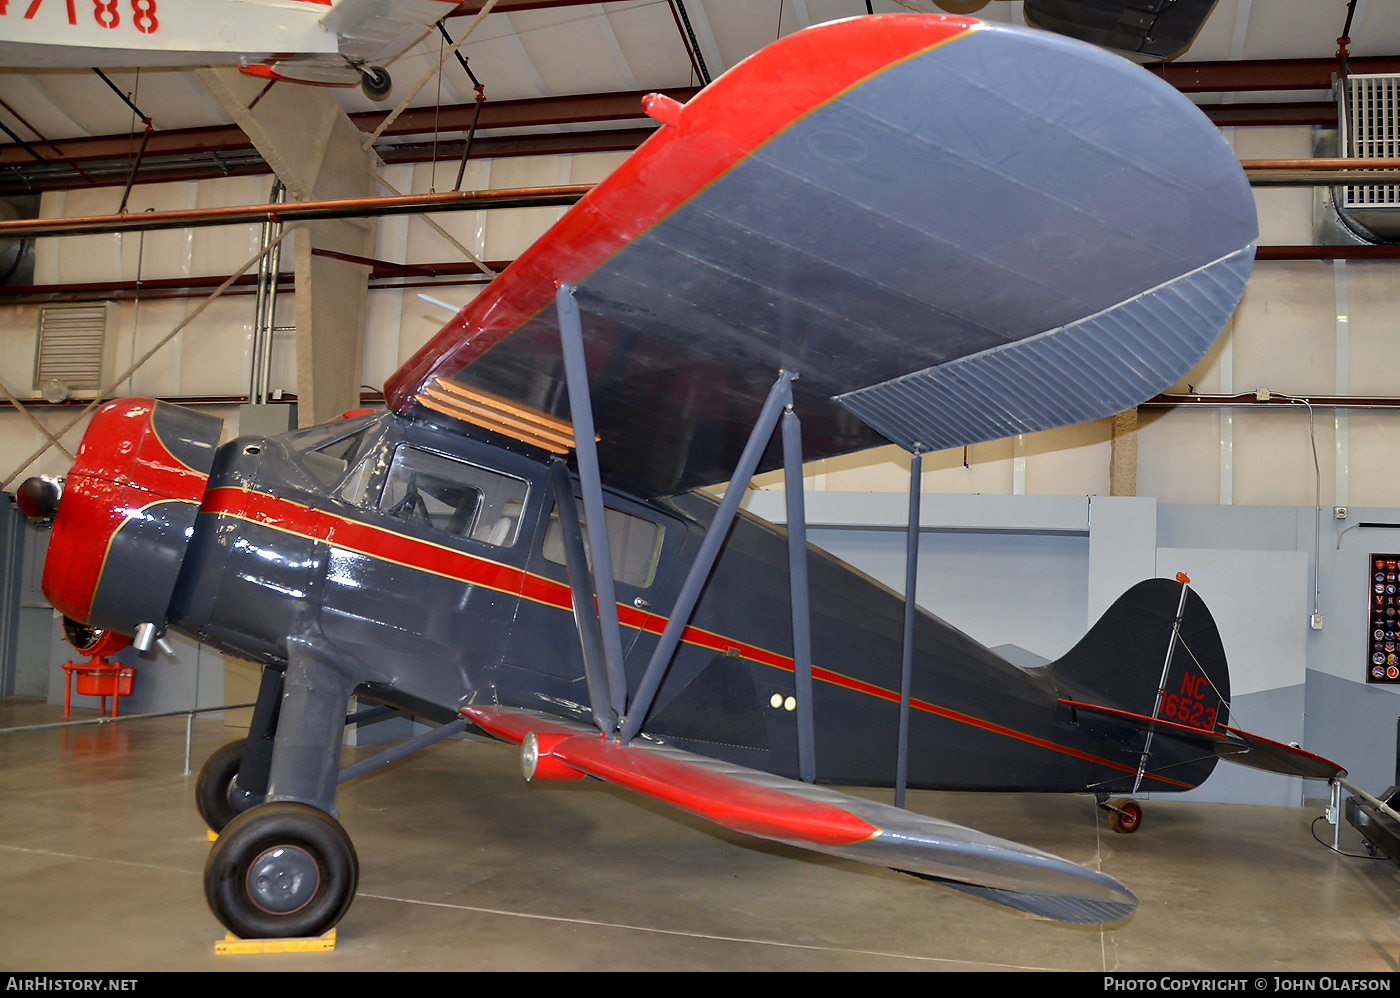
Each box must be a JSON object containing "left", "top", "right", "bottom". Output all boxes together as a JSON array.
[
  {"left": 1107, "top": 798, "right": 1144, "bottom": 834},
  {"left": 195, "top": 740, "right": 247, "bottom": 832},
  {"left": 360, "top": 66, "right": 392, "bottom": 101},
  {"left": 204, "top": 802, "right": 359, "bottom": 939}
]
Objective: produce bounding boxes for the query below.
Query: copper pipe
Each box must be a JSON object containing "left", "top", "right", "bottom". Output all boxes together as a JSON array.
[
  {"left": 1241, "top": 158, "right": 1400, "bottom": 170},
  {"left": 0, "top": 185, "right": 594, "bottom": 238}
]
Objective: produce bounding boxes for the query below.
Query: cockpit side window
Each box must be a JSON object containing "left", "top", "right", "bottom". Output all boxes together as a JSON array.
[
  {"left": 278, "top": 414, "right": 385, "bottom": 495},
  {"left": 377, "top": 446, "right": 528, "bottom": 547},
  {"left": 303, "top": 429, "right": 370, "bottom": 488},
  {"left": 541, "top": 502, "right": 663, "bottom": 587}
]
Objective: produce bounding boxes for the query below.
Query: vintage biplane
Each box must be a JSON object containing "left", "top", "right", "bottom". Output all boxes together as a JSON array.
[
  {"left": 17, "top": 14, "right": 1346, "bottom": 939},
  {"left": 0, "top": 0, "right": 456, "bottom": 98}
]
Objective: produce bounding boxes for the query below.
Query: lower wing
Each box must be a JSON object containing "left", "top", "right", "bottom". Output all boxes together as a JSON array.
[{"left": 462, "top": 704, "right": 1136, "bottom": 924}]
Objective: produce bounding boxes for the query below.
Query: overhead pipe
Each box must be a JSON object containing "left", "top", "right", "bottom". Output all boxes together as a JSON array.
[
  {"left": 0, "top": 185, "right": 593, "bottom": 239},
  {"left": 1244, "top": 157, "right": 1400, "bottom": 187}
]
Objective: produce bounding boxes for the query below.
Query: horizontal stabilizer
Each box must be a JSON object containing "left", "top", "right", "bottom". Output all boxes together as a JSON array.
[
  {"left": 1061, "top": 699, "right": 1346, "bottom": 781},
  {"left": 463, "top": 705, "right": 1137, "bottom": 924}
]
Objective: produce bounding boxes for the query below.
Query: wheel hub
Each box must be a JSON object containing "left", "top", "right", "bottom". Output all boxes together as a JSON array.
[{"left": 246, "top": 845, "right": 320, "bottom": 915}]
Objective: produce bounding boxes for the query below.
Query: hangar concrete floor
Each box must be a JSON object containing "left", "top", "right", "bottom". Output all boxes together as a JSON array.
[{"left": 1, "top": 696, "right": 1397, "bottom": 973}]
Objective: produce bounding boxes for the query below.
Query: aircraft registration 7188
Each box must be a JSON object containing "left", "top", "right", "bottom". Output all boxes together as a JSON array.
[
  {"left": 0, "top": 0, "right": 457, "bottom": 97},
  {"left": 16, "top": 13, "right": 1345, "bottom": 940}
]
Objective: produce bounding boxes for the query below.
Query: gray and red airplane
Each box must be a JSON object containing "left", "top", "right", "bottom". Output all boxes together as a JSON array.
[{"left": 16, "top": 14, "right": 1343, "bottom": 940}]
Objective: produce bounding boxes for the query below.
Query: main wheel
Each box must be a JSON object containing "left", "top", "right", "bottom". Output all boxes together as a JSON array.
[
  {"left": 1107, "top": 797, "right": 1143, "bottom": 834},
  {"left": 196, "top": 740, "right": 252, "bottom": 832},
  {"left": 204, "top": 802, "right": 358, "bottom": 939},
  {"left": 360, "top": 66, "right": 391, "bottom": 101}
]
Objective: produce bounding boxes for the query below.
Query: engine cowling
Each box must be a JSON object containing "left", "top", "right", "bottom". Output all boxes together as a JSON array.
[{"left": 39, "top": 399, "right": 222, "bottom": 639}]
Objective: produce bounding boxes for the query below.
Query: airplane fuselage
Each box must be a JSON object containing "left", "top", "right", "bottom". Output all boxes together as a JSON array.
[{"left": 162, "top": 409, "right": 1206, "bottom": 797}]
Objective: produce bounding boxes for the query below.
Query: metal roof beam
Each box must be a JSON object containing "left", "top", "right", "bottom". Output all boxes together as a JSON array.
[{"left": 1150, "top": 56, "right": 1400, "bottom": 93}]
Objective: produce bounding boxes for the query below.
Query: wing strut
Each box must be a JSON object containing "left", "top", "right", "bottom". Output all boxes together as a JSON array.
[
  {"left": 617, "top": 369, "right": 801, "bottom": 745},
  {"left": 547, "top": 458, "right": 617, "bottom": 734},
  {"left": 896, "top": 448, "right": 923, "bottom": 808},
  {"left": 555, "top": 284, "right": 628, "bottom": 727},
  {"left": 556, "top": 283, "right": 816, "bottom": 775},
  {"left": 781, "top": 400, "right": 816, "bottom": 783}
]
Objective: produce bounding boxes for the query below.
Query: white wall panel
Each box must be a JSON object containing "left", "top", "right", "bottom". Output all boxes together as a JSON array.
[
  {"left": 39, "top": 188, "right": 123, "bottom": 285},
  {"left": 393, "top": 284, "right": 484, "bottom": 374},
  {"left": 115, "top": 181, "right": 197, "bottom": 283},
  {"left": 405, "top": 160, "right": 490, "bottom": 264},
  {"left": 1344, "top": 411, "right": 1400, "bottom": 508},
  {"left": 1023, "top": 420, "right": 1111, "bottom": 496},
  {"left": 568, "top": 150, "right": 631, "bottom": 184},
  {"left": 1136, "top": 406, "right": 1222, "bottom": 505},
  {"left": 190, "top": 175, "right": 269, "bottom": 278},
  {"left": 115, "top": 297, "right": 188, "bottom": 398},
  {"left": 0, "top": 407, "right": 93, "bottom": 487},
  {"left": 1231, "top": 261, "right": 1335, "bottom": 394},
  {"left": 1345, "top": 261, "right": 1400, "bottom": 397},
  {"left": 1232, "top": 406, "right": 1333, "bottom": 507},
  {"left": 177, "top": 296, "right": 253, "bottom": 397},
  {"left": 1235, "top": 127, "right": 1314, "bottom": 245},
  {"left": 0, "top": 304, "right": 40, "bottom": 397},
  {"left": 483, "top": 155, "right": 571, "bottom": 260}
]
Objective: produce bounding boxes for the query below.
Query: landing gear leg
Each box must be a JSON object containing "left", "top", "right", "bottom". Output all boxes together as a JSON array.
[
  {"left": 195, "top": 666, "right": 283, "bottom": 832},
  {"left": 204, "top": 639, "right": 359, "bottom": 937}
]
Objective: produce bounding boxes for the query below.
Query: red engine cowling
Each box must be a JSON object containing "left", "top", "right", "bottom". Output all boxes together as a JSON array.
[{"left": 40, "top": 399, "right": 223, "bottom": 639}]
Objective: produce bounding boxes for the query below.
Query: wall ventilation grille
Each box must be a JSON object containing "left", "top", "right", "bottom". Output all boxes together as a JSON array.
[
  {"left": 1341, "top": 73, "right": 1400, "bottom": 209},
  {"left": 34, "top": 303, "right": 111, "bottom": 394}
]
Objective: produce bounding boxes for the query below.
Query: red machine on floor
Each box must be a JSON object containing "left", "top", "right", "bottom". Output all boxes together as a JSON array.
[{"left": 60, "top": 626, "right": 134, "bottom": 719}]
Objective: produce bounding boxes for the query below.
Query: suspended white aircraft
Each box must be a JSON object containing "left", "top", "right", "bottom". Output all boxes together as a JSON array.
[{"left": 0, "top": 0, "right": 457, "bottom": 98}]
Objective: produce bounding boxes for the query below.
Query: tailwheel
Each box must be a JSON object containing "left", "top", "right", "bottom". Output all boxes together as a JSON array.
[
  {"left": 1106, "top": 797, "right": 1144, "bottom": 834},
  {"left": 195, "top": 739, "right": 259, "bottom": 833},
  {"left": 204, "top": 802, "right": 359, "bottom": 939}
]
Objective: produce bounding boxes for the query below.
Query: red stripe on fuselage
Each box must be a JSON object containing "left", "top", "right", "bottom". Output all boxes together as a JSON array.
[{"left": 202, "top": 485, "right": 1187, "bottom": 788}]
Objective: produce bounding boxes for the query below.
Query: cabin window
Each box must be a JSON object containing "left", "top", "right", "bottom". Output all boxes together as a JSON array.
[
  {"left": 280, "top": 414, "right": 384, "bottom": 494},
  {"left": 378, "top": 446, "right": 528, "bottom": 547},
  {"left": 303, "top": 429, "right": 371, "bottom": 488},
  {"left": 541, "top": 503, "right": 662, "bottom": 587}
]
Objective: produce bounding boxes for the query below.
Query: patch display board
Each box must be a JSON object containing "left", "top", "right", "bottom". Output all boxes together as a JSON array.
[{"left": 1367, "top": 554, "right": 1400, "bottom": 684}]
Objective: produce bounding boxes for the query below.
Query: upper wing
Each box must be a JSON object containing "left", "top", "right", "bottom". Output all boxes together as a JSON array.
[
  {"left": 463, "top": 705, "right": 1137, "bottom": 924},
  {"left": 385, "top": 13, "right": 1257, "bottom": 499}
]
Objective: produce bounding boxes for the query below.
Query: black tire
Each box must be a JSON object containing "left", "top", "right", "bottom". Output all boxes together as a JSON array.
[
  {"left": 195, "top": 740, "right": 246, "bottom": 833},
  {"left": 1107, "top": 797, "right": 1144, "bottom": 834},
  {"left": 205, "top": 802, "right": 358, "bottom": 939},
  {"left": 360, "top": 66, "right": 391, "bottom": 101}
]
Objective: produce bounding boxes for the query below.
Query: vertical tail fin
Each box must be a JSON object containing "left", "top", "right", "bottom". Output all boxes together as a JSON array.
[{"left": 1051, "top": 578, "right": 1231, "bottom": 745}]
